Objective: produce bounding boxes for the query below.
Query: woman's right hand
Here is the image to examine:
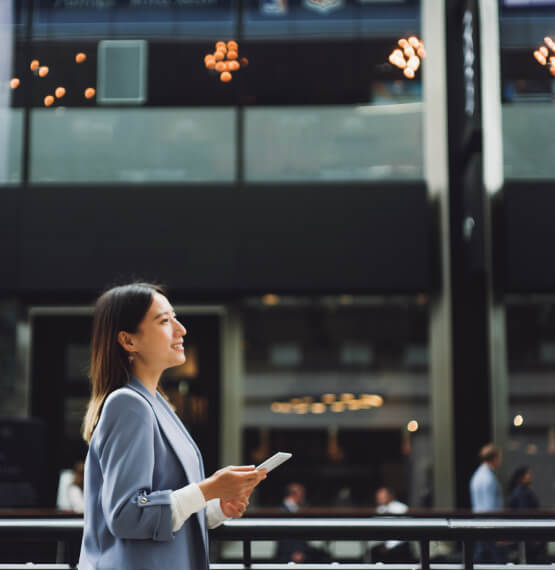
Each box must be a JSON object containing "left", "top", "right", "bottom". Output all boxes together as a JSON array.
[{"left": 199, "top": 465, "right": 267, "bottom": 501}]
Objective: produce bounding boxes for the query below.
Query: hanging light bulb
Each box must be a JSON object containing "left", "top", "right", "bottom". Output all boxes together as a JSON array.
[
  {"left": 534, "top": 50, "right": 547, "bottom": 66},
  {"left": 407, "top": 55, "right": 421, "bottom": 71},
  {"left": 389, "top": 49, "right": 406, "bottom": 69}
]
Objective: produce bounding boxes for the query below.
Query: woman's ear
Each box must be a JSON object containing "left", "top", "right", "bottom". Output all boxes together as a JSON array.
[{"left": 117, "top": 331, "right": 135, "bottom": 353}]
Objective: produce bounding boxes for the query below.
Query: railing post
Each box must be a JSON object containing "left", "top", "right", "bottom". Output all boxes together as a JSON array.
[
  {"left": 463, "top": 540, "right": 474, "bottom": 570},
  {"left": 518, "top": 541, "right": 527, "bottom": 564},
  {"left": 419, "top": 540, "right": 430, "bottom": 570},
  {"left": 243, "top": 539, "right": 251, "bottom": 568}
]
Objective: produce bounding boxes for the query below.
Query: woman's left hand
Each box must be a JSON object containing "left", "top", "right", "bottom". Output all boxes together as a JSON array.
[{"left": 220, "top": 496, "right": 249, "bottom": 518}]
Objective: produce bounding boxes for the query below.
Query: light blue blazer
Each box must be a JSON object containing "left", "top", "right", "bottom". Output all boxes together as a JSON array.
[{"left": 78, "top": 376, "right": 209, "bottom": 570}]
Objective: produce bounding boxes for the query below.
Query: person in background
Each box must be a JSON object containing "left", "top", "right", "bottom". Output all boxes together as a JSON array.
[
  {"left": 370, "top": 487, "right": 414, "bottom": 563},
  {"left": 470, "top": 443, "right": 506, "bottom": 563},
  {"left": 508, "top": 466, "right": 539, "bottom": 509},
  {"left": 68, "top": 461, "right": 85, "bottom": 513},
  {"left": 275, "top": 483, "right": 330, "bottom": 563},
  {"left": 508, "top": 466, "right": 546, "bottom": 562}
]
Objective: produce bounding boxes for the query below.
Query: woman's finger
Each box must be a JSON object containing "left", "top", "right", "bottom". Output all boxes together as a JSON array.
[{"left": 229, "top": 465, "right": 256, "bottom": 472}]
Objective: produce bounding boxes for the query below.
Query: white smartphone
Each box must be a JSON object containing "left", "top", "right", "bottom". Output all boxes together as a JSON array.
[{"left": 256, "top": 452, "right": 292, "bottom": 473}]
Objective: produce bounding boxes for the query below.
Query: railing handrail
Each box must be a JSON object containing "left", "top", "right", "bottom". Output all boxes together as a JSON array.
[
  {"left": 2, "top": 516, "right": 555, "bottom": 539},
  {"left": 2, "top": 517, "right": 555, "bottom": 569}
]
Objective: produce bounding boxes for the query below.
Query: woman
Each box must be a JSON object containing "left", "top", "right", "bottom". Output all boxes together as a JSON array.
[
  {"left": 508, "top": 465, "right": 545, "bottom": 563},
  {"left": 78, "top": 283, "right": 266, "bottom": 570},
  {"left": 508, "top": 466, "right": 539, "bottom": 509}
]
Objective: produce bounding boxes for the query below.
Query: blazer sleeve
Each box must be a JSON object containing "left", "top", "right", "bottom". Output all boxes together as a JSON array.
[{"left": 95, "top": 390, "right": 174, "bottom": 542}]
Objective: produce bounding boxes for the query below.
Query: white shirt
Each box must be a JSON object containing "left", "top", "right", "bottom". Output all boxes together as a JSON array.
[
  {"left": 376, "top": 500, "right": 408, "bottom": 549},
  {"left": 170, "top": 483, "right": 230, "bottom": 532}
]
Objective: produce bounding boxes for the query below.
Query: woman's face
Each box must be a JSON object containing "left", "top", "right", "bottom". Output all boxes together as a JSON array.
[
  {"left": 521, "top": 469, "right": 533, "bottom": 486},
  {"left": 128, "top": 292, "right": 187, "bottom": 372}
]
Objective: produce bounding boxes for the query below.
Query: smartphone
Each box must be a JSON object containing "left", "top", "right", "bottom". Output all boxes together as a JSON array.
[{"left": 256, "top": 451, "right": 292, "bottom": 473}]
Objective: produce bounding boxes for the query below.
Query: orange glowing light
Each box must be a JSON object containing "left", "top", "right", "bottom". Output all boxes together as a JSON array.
[
  {"left": 227, "top": 50, "right": 238, "bottom": 60},
  {"left": 205, "top": 59, "right": 216, "bottom": 70},
  {"left": 227, "top": 40, "right": 238, "bottom": 51},
  {"left": 215, "top": 41, "right": 226, "bottom": 51},
  {"left": 408, "top": 36, "right": 420, "bottom": 48},
  {"left": 534, "top": 50, "right": 547, "bottom": 66},
  {"left": 389, "top": 36, "right": 424, "bottom": 78},
  {"left": 389, "top": 49, "right": 406, "bottom": 69},
  {"left": 551, "top": 66, "right": 555, "bottom": 76},
  {"left": 75, "top": 52, "right": 87, "bottom": 63},
  {"left": 220, "top": 71, "right": 232, "bottom": 83},
  {"left": 407, "top": 420, "right": 419, "bottom": 432},
  {"left": 84, "top": 87, "right": 96, "bottom": 99},
  {"left": 10, "top": 78, "right": 20, "bottom": 89},
  {"left": 215, "top": 61, "right": 226, "bottom": 72},
  {"left": 30, "top": 59, "right": 39, "bottom": 71},
  {"left": 55, "top": 86, "right": 66, "bottom": 98},
  {"left": 545, "top": 36, "right": 555, "bottom": 51},
  {"left": 214, "top": 51, "right": 225, "bottom": 61},
  {"left": 38, "top": 66, "right": 49, "bottom": 78},
  {"left": 240, "top": 57, "right": 249, "bottom": 68},
  {"left": 407, "top": 55, "right": 421, "bottom": 71},
  {"left": 540, "top": 46, "right": 549, "bottom": 58},
  {"left": 44, "top": 95, "right": 54, "bottom": 107},
  {"left": 228, "top": 60, "right": 240, "bottom": 71}
]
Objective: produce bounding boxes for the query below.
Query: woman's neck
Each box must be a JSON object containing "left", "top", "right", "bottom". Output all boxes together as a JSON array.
[{"left": 131, "top": 363, "right": 161, "bottom": 396}]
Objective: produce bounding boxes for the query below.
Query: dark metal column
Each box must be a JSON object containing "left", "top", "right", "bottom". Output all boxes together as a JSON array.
[{"left": 444, "top": 0, "right": 504, "bottom": 507}]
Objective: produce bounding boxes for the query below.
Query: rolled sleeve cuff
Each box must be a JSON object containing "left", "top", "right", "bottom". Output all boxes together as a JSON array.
[
  {"left": 170, "top": 483, "right": 207, "bottom": 532},
  {"left": 207, "top": 498, "right": 231, "bottom": 529}
]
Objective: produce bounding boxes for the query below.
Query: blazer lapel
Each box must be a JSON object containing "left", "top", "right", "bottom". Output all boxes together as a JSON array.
[{"left": 127, "top": 377, "right": 208, "bottom": 550}]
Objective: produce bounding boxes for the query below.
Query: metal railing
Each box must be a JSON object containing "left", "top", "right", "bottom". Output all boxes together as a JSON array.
[{"left": 1, "top": 517, "right": 555, "bottom": 570}]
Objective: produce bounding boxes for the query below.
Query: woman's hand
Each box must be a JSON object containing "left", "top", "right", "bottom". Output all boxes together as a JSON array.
[
  {"left": 220, "top": 496, "right": 249, "bottom": 518},
  {"left": 199, "top": 465, "right": 267, "bottom": 501}
]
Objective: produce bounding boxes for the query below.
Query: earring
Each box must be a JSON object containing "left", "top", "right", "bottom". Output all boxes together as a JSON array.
[{"left": 129, "top": 354, "right": 134, "bottom": 364}]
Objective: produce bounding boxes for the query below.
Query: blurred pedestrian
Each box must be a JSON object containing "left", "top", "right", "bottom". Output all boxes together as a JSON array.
[{"left": 470, "top": 443, "right": 506, "bottom": 563}]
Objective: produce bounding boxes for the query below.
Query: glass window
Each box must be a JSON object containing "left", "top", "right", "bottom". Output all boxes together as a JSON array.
[
  {"left": 243, "top": 0, "right": 420, "bottom": 40},
  {"left": 30, "top": 108, "right": 236, "bottom": 183},
  {"left": 0, "top": 109, "right": 23, "bottom": 184},
  {"left": 242, "top": 0, "right": 424, "bottom": 183},
  {"left": 31, "top": 1, "right": 236, "bottom": 40},
  {"left": 242, "top": 296, "right": 432, "bottom": 509},
  {"left": 505, "top": 301, "right": 555, "bottom": 510},
  {"left": 246, "top": 102, "right": 423, "bottom": 182},
  {"left": 500, "top": 3, "right": 555, "bottom": 179}
]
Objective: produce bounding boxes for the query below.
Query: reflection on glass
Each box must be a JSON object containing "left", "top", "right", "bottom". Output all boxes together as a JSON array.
[
  {"left": 243, "top": 0, "right": 420, "bottom": 40},
  {"left": 31, "top": 1, "right": 235, "bottom": 40},
  {"left": 30, "top": 108, "right": 236, "bottom": 183},
  {"left": 246, "top": 101, "right": 423, "bottom": 182}
]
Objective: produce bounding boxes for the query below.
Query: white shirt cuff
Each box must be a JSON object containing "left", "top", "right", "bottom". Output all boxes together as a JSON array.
[
  {"left": 206, "top": 498, "right": 231, "bottom": 529},
  {"left": 170, "top": 483, "right": 207, "bottom": 532}
]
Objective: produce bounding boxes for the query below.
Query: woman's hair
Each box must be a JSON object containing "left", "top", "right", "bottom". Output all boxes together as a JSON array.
[
  {"left": 508, "top": 465, "right": 530, "bottom": 493},
  {"left": 82, "top": 282, "right": 166, "bottom": 443}
]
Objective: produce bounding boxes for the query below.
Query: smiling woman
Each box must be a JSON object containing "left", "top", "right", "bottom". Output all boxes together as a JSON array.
[{"left": 79, "top": 282, "right": 266, "bottom": 570}]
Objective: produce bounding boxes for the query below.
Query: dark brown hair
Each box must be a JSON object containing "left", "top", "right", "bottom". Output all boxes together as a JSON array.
[{"left": 82, "top": 282, "right": 165, "bottom": 443}]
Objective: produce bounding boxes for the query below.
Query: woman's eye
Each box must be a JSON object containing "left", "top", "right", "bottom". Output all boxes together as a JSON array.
[{"left": 161, "top": 319, "right": 169, "bottom": 324}]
